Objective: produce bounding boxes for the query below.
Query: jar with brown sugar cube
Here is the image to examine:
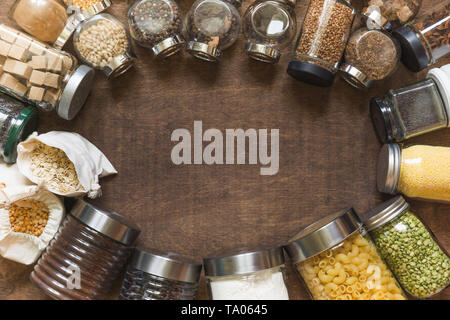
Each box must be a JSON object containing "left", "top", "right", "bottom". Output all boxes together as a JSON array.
[{"left": 362, "top": 0, "right": 422, "bottom": 30}]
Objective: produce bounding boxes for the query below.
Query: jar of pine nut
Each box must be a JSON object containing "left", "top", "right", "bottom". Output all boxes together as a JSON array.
[{"left": 284, "top": 208, "right": 406, "bottom": 300}]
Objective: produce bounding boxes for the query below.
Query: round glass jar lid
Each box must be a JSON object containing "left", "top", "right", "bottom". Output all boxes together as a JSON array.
[
  {"left": 377, "top": 143, "right": 401, "bottom": 194},
  {"left": 364, "top": 196, "right": 409, "bottom": 231}
]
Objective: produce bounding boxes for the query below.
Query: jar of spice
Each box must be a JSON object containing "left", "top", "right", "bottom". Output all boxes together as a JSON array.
[
  {"left": 73, "top": 13, "right": 136, "bottom": 78},
  {"left": 286, "top": 0, "right": 355, "bottom": 87},
  {"left": 364, "top": 196, "right": 450, "bottom": 299},
  {"left": 204, "top": 246, "right": 289, "bottom": 300},
  {"left": 30, "top": 199, "right": 141, "bottom": 300},
  {"left": 392, "top": 2, "right": 450, "bottom": 72},
  {"left": 242, "top": 0, "right": 297, "bottom": 63},
  {"left": 128, "top": 0, "right": 185, "bottom": 59},
  {"left": 362, "top": 0, "right": 422, "bottom": 30},
  {"left": 284, "top": 208, "right": 406, "bottom": 300},
  {"left": 339, "top": 28, "right": 400, "bottom": 89},
  {"left": 0, "top": 24, "right": 95, "bottom": 120},
  {"left": 185, "top": 0, "right": 242, "bottom": 62},
  {"left": 0, "top": 94, "right": 38, "bottom": 163},
  {"left": 377, "top": 144, "right": 450, "bottom": 203},
  {"left": 119, "top": 248, "right": 202, "bottom": 300},
  {"left": 370, "top": 64, "right": 450, "bottom": 143}
]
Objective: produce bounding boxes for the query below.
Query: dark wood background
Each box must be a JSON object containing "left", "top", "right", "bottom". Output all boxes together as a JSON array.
[{"left": 0, "top": 0, "right": 449, "bottom": 300}]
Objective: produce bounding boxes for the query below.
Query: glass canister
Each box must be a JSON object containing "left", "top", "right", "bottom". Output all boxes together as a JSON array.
[
  {"left": 0, "top": 93, "right": 38, "bottom": 163},
  {"left": 185, "top": 0, "right": 242, "bottom": 62},
  {"left": 362, "top": 0, "right": 422, "bottom": 30},
  {"left": 30, "top": 199, "right": 141, "bottom": 300},
  {"left": 119, "top": 249, "right": 202, "bottom": 300},
  {"left": 284, "top": 208, "right": 406, "bottom": 300},
  {"left": 364, "top": 196, "right": 450, "bottom": 299},
  {"left": 339, "top": 28, "right": 400, "bottom": 89},
  {"left": 204, "top": 246, "right": 290, "bottom": 300},
  {"left": 377, "top": 144, "right": 450, "bottom": 203},
  {"left": 128, "top": 0, "right": 185, "bottom": 59},
  {"left": 392, "top": 2, "right": 450, "bottom": 72},
  {"left": 370, "top": 64, "right": 450, "bottom": 143},
  {"left": 242, "top": 0, "right": 297, "bottom": 63},
  {"left": 73, "top": 13, "right": 136, "bottom": 78},
  {"left": 286, "top": 0, "right": 355, "bottom": 87},
  {"left": 0, "top": 24, "right": 95, "bottom": 120}
]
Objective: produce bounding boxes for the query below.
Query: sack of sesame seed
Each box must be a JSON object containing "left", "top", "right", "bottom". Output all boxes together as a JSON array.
[
  {"left": 16, "top": 131, "right": 117, "bottom": 198},
  {"left": 0, "top": 184, "right": 64, "bottom": 265},
  {"left": 0, "top": 161, "right": 34, "bottom": 187}
]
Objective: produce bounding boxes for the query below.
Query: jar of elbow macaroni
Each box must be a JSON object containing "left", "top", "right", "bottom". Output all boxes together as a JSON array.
[{"left": 284, "top": 208, "right": 406, "bottom": 300}]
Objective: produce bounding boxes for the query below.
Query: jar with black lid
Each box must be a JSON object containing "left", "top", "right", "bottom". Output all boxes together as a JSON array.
[{"left": 119, "top": 248, "right": 202, "bottom": 300}]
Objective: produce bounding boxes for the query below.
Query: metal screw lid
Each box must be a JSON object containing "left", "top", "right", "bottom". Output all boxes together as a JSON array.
[
  {"left": 151, "top": 35, "right": 186, "bottom": 59},
  {"left": 364, "top": 196, "right": 409, "bottom": 232},
  {"left": 81, "top": 0, "right": 112, "bottom": 18},
  {"left": 427, "top": 64, "right": 450, "bottom": 127},
  {"left": 187, "top": 41, "right": 222, "bottom": 62},
  {"left": 245, "top": 43, "right": 281, "bottom": 64},
  {"left": 69, "top": 199, "right": 141, "bottom": 246},
  {"left": 339, "top": 63, "right": 373, "bottom": 89},
  {"left": 377, "top": 144, "right": 401, "bottom": 195},
  {"left": 103, "top": 52, "right": 136, "bottom": 78}
]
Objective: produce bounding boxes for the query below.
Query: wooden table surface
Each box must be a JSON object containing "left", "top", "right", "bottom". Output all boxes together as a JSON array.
[{"left": 0, "top": 0, "right": 449, "bottom": 300}]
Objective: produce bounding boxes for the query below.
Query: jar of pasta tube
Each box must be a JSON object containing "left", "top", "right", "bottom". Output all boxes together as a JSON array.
[
  {"left": 284, "top": 208, "right": 406, "bottom": 300},
  {"left": 204, "top": 246, "right": 290, "bottom": 300},
  {"left": 364, "top": 196, "right": 450, "bottom": 299},
  {"left": 377, "top": 144, "right": 450, "bottom": 203},
  {"left": 0, "top": 24, "right": 95, "bottom": 120},
  {"left": 362, "top": 0, "right": 422, "bottom": 30},
  {"left": 30, "top": 199, "right": 140, "bottom": 300}
]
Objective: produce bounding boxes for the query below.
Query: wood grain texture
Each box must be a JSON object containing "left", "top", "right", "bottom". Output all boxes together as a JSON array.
[{"left": 0, "top": 0, "right": 449, "bottom": 300}]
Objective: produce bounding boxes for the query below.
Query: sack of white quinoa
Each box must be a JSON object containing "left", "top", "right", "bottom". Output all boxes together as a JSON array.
[
  {"left": 0, "top": 161, "right": 34, "bottom": 187},
  {"left": 16, "top": 131, "right": 117, "bottom": 198},
  {"left": 0, "top": 184, "right": 64, "bottom": 265}
]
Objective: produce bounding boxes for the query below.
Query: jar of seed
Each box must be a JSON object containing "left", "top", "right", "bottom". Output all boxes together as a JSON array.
[{"left": 364, "top": 196, "right": 450, "bottom": 299}]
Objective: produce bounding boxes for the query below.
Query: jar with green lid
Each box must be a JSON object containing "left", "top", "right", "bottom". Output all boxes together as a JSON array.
[{"left": 364, "top": 196, "right": 450, "bottom": 298}]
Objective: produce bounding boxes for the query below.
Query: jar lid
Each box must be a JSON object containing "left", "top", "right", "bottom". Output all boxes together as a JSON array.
[
  {"left": 392, "top": 26, "right": 429, "bottom": 72},
  {"left": 103, "top": 52, "right": 136, "bottom": 78},
  {"left": 81, "top": 0, "right": 112, "bottom": 18},
  {"left": 427, "top": 64, "right": 450, "bottom": 127},
  {"left": 69, "top": 199, "right": 141, "bottom": 246},
  {"left": 245, "top": 43, "right": 281, "bottom": 64},
  {"left": 364, "top": 196, "right": 409, "bottom": 231},
  {"left": 284, "top": 208, "right": 362, "bottom": 263},
  {"left": 339, "top": 63, "right": 373, "bottom": 89},
  {"left": 287, "top": 61, "right": 335, "bottom": 87},
  {"left": 58, "top": 65, "right": 95, "bottom": 120},
  {"left": 187, "top": 42, "right": 222, "bottom": 62},
  {"left": 377, "top": 143, "right": 401, "bottom": 195},
  {"left": 130, "top": 248, "right": 202, "bottom": 283},
  {"left": 370, "top": 97, "right": 395, "bottom": 143},
  {"left": 151, "top": 35, "right": 186, "bottom": 59},
  {"left": 204, "top": 246, "right": 285, "bottom": 277}
]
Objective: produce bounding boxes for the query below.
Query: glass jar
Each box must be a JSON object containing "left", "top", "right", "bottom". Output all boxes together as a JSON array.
[
  {"left": 362, "top": 0, "right": 422, "bottom": 30},
  {"left": 370, "top": 64, "right": 450, "bottom": 143},
  {"left": 30, "top": 199, "right": 141, "bottom": 300},
  {"left": 284, "top": 208, "right": 406, "bottom": 300},
  {"left": 204, "top": 246, "right": 289, "bottom": 300},
  {"left": 242, "top": 0, "right": 297, "bottom": 63},
  {"left": 0, "top": 94, "right": 38, "bottom": 163},
  {"left": 339, "top": 28, "right": 400, "bottom": 89},
  {"left": 128, "top": 0, "right": 185, "bottom": 59},
  {"left": 185, "top": 0, "right": 242, "bottom": 62},
  {"left": 119, "top": 249, "right": 202, "bottom": 300},
  {"left": 0, "top": 24, "right": 95, "bottom": 120},
  {"left": 377, "top": 144, "right": 450, "bottom": 202},
  {"left": 392, "top": 2, "right": 450, "bottom": 72},
  {"left": 364, "top": 196, "right": 450, "bottom": 299},
  {"left": 286, "top": 0, "right": 355, "bottom": 87},
  {"left": 73, "top": 13, "right": 136, "bottom": 78}
]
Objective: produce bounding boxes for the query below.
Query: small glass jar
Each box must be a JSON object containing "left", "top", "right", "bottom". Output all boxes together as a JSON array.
[
  {"left": 284, "top": 208, "right": 406, "bottom": 300},
  {"left": 186, "top": 0, "right": 242, "bottom": 62},
  {"left": 377, "top": 144, "right": 450, "bottom": 203},
  {"left": 73, "top": 13, "right": 136, "bottom": 78},
  {"left": 128, "top": 0, "right": 185, "bottom": 59},
  {"left": 242, "top": 0, "right": 297, "bottom": 63},
  {"left": 0, "top": 24, "right": 95, "bottom": 120},
  {"left": 362, "top": 0, "right": 422, "bottom": 30},
  {"left": 365, "top": 196, "right": 450, "bottom": 299},
  {"left": 370, "top": 64, "right": 450, "bottom": 143},
  {"left": 204, "top": 246, "right": 289, "bottom": 300},
  {"left": 0, "top": 94, "right": 38, "bottom": 163},
  {"left": 392, "top": 2, "right": 450, "bottom": 72},
  {"left": 286, "top": 0, "right": 355, "bottom": 87},
  {"left": 30, "top": 200, "right": 140, "bottom": 300},
  {"left": 339, "top": 28, "right": 400, "bottom": 89},
  {"left": 119, "top": 249, "right": 202, "bottom": 300}
]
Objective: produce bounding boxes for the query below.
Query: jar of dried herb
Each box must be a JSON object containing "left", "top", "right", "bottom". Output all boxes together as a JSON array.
[{"left": 362, "top": 0, "right": 422, "bottom": 30}]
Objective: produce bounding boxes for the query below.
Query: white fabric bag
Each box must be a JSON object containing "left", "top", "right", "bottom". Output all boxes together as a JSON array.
[
  {"left": 16, "top": 131, "right": 117, "bottom": 198},
  {"left": 0, "top": 161, "right": 34, "bottom": 187}
]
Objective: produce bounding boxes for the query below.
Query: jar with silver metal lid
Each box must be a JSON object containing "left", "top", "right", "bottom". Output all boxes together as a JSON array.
[
  {"left": 242, "top": 0, "right": 297, "bottom": 64},
  {"left": 284, "top": 208, "right": 406, "bottom": 300},
  {"left": 119, "top": 248, "right": 202, "bottom": 300},
  {"left": 185, "top": 0, "right": 241, "bottom": 62},
  {"left": 204, "top": 246, "right": 289, "bottom": 300},
  {"left": 30, "top": 199, "right": 141, "bottom": 300},
  {"left": 364, "top": 196, "right": 450, "bottom": 299}
]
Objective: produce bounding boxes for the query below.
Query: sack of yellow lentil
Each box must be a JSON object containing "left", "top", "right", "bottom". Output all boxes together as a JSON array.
[
  {"left": 0, "top": 185, "right": 64, "bottom": 265},
  {"left": 0, "top": 161, "right": 33, "bottom": 187},
  {"left": 16, "top": 131, "right": 117, "bottom": 198}
]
